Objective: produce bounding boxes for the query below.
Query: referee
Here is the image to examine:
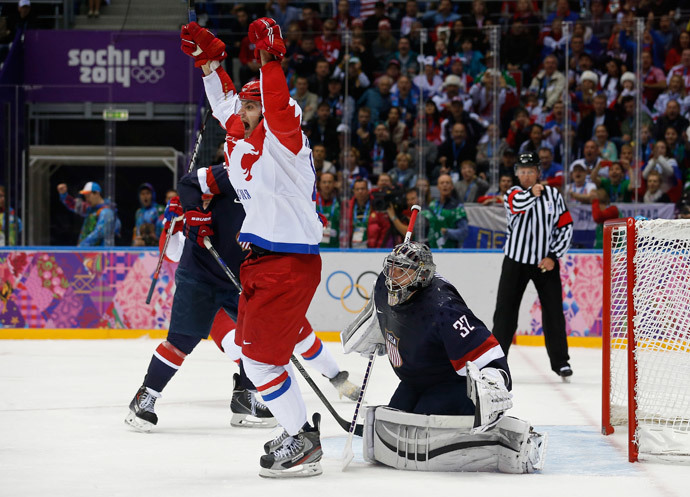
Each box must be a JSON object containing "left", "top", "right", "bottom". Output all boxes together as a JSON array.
[{"left": 492, "top": 152, "right": 574, "bottom": 380}]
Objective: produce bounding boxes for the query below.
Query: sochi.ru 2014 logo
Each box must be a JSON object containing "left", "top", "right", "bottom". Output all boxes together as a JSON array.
[
  {"left": 67, "top": 46, "right": 165, "bottom": 88},
  {"left": 325, "top": 270, "right": 378, "bottom": 313}
]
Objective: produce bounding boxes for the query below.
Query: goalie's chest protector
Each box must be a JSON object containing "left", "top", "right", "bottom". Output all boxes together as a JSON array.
[{"left": 224, "top": 122, "right": 323, "bottom": 253}]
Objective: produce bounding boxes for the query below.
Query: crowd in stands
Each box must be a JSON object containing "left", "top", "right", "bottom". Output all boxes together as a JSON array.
[{"left": 203, "top": 0, "right": 690, "bottom": 248}]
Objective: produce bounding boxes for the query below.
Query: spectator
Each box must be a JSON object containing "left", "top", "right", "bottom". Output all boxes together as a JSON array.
[
  {"left": 642, "top": 140, "right": 681, "bottom": 199},
  {"left": 421, "top": 174, "right": 468, "bottom": 249},
  {"left": 347, "top": 178, "right": 373, "bottom": 248},
  {"left": 133, "top": 183, "right": 164, "bottom": 245},
  {"left": 600, "top": 57, "right": 623, "bottom": 107},
  {"left": 363, "top": 1, "right": 390, "bottom": 44},
  {"left": 620, "top": 96, "right": 653, "bottom": 145},
  {"left": 424, "top": 0, "right": 460, "bottom": 26},
  {"left": 367, "top": 173, "right": 407, "bottom": 248},
  {"left": 502, "top": 19, "right": 536, "bottom": 82},
  {"left": 57, "top": 181, "right": 120, "bottom": 247},
  {"left": 566, "top": 162, "right": 597, "bottom": 204},
  {"left": 654, "top": 99, "right": 690, "bottom": 141},
  {"left": 440, "top": 96, "right": 482, "bottom": 144},
  {"left": 308, "top": 59, "right": 332, "bottom": 101},
  {"left": 315, "top": 172, "right": 340, "bottom": 248},
  {"left": 435, "top": 122, "right": 477, "bottom": 178},
  {"left": 413, "top": 56, "right": 444, "bottom": 101},
  {"left": 590, "top": 0, "right": 613, "bottom": 43},
  {"left": 384, "top": 107, "right": 408, "bottom": 152},
  {"left": 591, "top": 188, "right": 620, "bottom": 249},
  {"left": 639, "top": 124, "right": 656, "bottom": 164},
  {"left": 664, "top": 125, "right": 687, "bottom": 167},
  {"left": 537, "top": 147, "right": 563, "bottom": 188},
  {"left": 667, "top": 48, "right": 690, "bottom": 91},
  {"left": 399, "top": 0, "right": 419, "bottom": 37},
  {"left": 312, "top": 144, "right": 336, "bottom": 178},
  {"left": 0, "top": 185, "right": 21, "bottom": 246},
  {"left": 347, "top": 36, "right": 377, "bottom": 84},
  {"left": 339, "top": 147, "right": 369, "bottom": 189},
  {"left": 324, "top": 76, "right": 355, "bottom": 126},
  {"left": 506, "top": 107, "right": 533, "bottom": 150},
  {"left": 665, "top": 31, "right": 690, "bottom": 73},
  {"left": 492, "top": 151, "right": 573, "bottom": 379},
  {"left": 388, "top": 36, "right": 419, "bottom": 77},
  {"left": 518, "top": 124, "right": 551, "bottom": 155},
  {"left": 465, "top": 0, "right": 491, "bottom": 51},
  {"left": 499, "top": 147, "right": 518, "bottom": 179},
  {"left": 591, "top": 160, "right": 636, "bottom": 203},
  {"left": 546, "top": 0, "right": 579, "bottom": 24},
  {"left": 354, "top": 106, "right": 375, "bottom": 154},
  {"left": 370, "top": 123, "right": 397, "bottom": 174},
  {"left": 388, "top": 152, "right": 417, "bottom": 190},
  {"left": 543, "top": 101, "right": 576, "bottom": 162},
  {"left": 577, "top": 94, "right": 621, "bottom": 147},
  {"left": 372, "top": 19, "right": 398, "bottom": 71},
  {"left": 289, "top": 37, "right": 322, "bottom": 78},
  {"left": 643, "top": 170, "right": 672, "bottom": 203},
  {"left": 454, "top": 160, "right": 488, "bottom": 203},
  {"left": 476, "top": 123, "right": 509, "bottom": 175},
  {"left": 528, "top": 55, "right": 566, "bottom": 112},
  {"left": 572, "top": 70, "right": 599, "bottom": 120},
  {"left": 539, "top": 18, "right": 569, "bottom": 64},
  {"left": 315, "top": 19, "right": 341, "bottom": 67},
  {"left": 357, "top": 75, "right": 393, "bottom": 124},
  {"left": 570, "top": 140, "right": 603, "bottom": 176},
  {"left": 468, "top": 69, "right": 511, "bottom": 121},
  {"left": 446, "top": 56, "right": 474, "bottom": 97},
  {"left": 266, "top": 0, "right": 301, "bottom": 29},
  {"left": 594, "top": 124, "right": 618, "bottom": 161},
  {"left": 297, "top": 5, "right": 323, "bottom": 38},
  {"left": 432, "top": 74, "right": 463, "bottom": 114},
  {"left": 641, "top": 50, "right": 667, "bottom": 108},
  {"left": 291, "top": 76, "right": 318, "bottom": 123},
  {"left": 334, "top": 0, "right": 353, "bottom": 31},
  {"left": 414, "top": 99, "right": 444, "bottom": 152},
  {"left": 383, "top": 59, "right": 402, "bottom": 84},
  {"left": 477, "top": 173, "right": 514, "bottom": 205},
  {"left": 390, "top": 75, "right": 419, "bottom": 129},
  {"left": 458, "top": 38, "right": 486, "bottom": 79},
  {"left": 654, "top": 74, "right": 690, "bottom": 118},
  {"left": 307, "top": 102, "right": 340, "bottom": 162}
]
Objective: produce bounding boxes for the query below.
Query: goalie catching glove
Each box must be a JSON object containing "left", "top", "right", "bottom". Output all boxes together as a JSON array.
[
  {"left": 180, "top": 22, "right": 227, "bottom": 67},
  {"left": 248, "top": 17, "right": 286, "bottom": 60},
  {"left": 466, "top": 361, "right": 513, "bottom": 434},
  {"left": 184, "top": 208, "right": 213, "bottom": 247}
]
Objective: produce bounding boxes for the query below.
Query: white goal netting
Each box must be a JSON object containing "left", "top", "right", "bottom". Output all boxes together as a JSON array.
[{"left": 606, "top": 219, "right": 690, "bottom": 460}]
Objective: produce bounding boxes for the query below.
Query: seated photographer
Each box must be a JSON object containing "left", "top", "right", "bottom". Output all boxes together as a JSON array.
[
  {"left": 421, "top": 173, "right": 468, "bottom": 248},
  {"left": 368, "top": 173, "right": 409, "bottom": 248}
]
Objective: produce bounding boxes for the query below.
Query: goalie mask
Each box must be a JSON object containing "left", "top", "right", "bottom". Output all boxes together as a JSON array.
[{"left": 383, "top": 242, "right": 436, "bottom": 306}]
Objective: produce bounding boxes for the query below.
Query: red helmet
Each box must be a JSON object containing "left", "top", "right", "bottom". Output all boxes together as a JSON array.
[{"left": 239, "top": 80, "right": 262, "bottom": 102}]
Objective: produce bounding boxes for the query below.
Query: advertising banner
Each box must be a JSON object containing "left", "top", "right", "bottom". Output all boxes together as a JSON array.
[{"left": 23, "top": 31, "right": 200, "bottom": 103}]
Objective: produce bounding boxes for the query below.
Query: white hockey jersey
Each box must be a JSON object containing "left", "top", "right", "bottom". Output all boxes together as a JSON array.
[{"left": 197, "top": 62, "right": 323, "bottom": 254}]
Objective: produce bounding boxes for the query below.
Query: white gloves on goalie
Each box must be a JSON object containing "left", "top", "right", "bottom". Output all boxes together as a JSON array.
[{"left": 466, "top": 361, "right": 513, "bottom": 434}]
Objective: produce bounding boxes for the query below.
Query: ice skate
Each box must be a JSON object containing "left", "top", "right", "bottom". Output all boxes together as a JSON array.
[
  {"left": 230, "top": 373, "right": 277, "bottom": 428},
  {"left": 329, "top": 371, "right": 361, "bottom": 401},
  {"left": 558, "top": 365, "right": 573, "bottom": 383},
  {"left": 264, "top": 427, "right": 289, "bottom": 454},
  {"left": 125, "top": 385, "right": 160, "bottom": 433},
  {"left": 259, "top": 413, "right": 323, "bottom": 478}
]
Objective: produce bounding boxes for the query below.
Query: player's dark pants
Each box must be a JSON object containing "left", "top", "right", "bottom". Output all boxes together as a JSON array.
[
  {"left": 492, "top": 256, "right": 570, "bottom": 373},
  {"left": 389, "top": 380, "right": 475, "bottom": 415}
]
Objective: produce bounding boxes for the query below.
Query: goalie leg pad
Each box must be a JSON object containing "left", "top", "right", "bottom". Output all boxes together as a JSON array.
[{"left": 363, "top": 406, "right": 546, "bottom": 473}]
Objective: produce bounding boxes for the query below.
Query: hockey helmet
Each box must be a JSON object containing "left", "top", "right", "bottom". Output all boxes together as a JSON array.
[
  {"left": 239, "top": 80, "right": 262, "bottom": 102},
  {"left": 514, "top": 151, "right": 540, "bottom": 175},
  {"left": 383, "top": 241, "right": 436, "bottom": 306}
]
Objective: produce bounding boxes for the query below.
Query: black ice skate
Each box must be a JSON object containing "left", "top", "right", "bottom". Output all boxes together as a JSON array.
[
  {"left": 329, "top": 370, "right": 361, "bottom": 401},
  {"left": 558, "top": 365, "right": 573, "bottom": 383},
  {"left": 230, "top": 373, "right": 277, "bottom": 428},
  {"left": 125, "top": 385, "right": 161, "bottom": 433},
  {"left": 259, "top": 413, "right": 323, "bottom": 478},
  {"left": 264, "top": 427, "right": 290, "bottom": 454}
]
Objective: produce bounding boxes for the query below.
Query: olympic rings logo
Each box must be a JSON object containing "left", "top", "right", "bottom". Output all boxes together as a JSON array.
[
  {"left": 131, "top": 66, "right": 165, "bottom": 84},
  {"left": 325, "top": 270, "right": 379, "bottom": 313}
]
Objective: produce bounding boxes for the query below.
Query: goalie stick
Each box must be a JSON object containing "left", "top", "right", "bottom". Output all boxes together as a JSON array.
[
  {"left": 341, "top": 205, "right": 422, "bottom": 470},
  {"left": 202, "top": 236, "right": 363, "bottom": 436}
]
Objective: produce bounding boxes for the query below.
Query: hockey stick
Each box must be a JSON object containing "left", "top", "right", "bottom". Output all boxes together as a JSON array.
[
  {"left": 145, "top": 217, "right": 181, "bottom": 305},
  {"left": 187, "top": 0, "right": 196, "bottom": 23},
  {"left": 202, "top": 236, "right": 363, "bottom": 434},
  {"left": 341, "top": 205, "right": 422, "bottom": 470}
]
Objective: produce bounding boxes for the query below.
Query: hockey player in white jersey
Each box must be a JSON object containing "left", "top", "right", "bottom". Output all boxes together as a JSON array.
[{"left": 180, "top": 19, "right": 324, "bottom": 478}]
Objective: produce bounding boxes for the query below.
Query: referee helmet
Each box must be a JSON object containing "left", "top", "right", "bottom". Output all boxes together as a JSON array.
[{"left": 514, "top": 152, "right": 540, "bottom": 175}]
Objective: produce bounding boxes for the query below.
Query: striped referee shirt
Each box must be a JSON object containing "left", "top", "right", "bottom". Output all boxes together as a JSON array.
[{"left": 502, "top": 185, "right": 573, "bottom": 265}]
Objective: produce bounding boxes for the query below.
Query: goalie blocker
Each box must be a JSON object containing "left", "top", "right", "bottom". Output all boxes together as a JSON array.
[{"left": 363, "top": 406, "right": 546, "bottom": 473}]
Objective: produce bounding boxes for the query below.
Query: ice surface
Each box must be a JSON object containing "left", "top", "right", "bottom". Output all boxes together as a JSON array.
[{"left": 1, "top": 340, "right": 688, "bottom": 497}]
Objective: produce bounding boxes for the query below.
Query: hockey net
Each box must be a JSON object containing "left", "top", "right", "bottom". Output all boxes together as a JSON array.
[{"left": 603, "top": 218, "right": 690, "bottom": 462}]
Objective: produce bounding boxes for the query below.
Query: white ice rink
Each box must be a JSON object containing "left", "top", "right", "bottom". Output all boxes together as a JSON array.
[{"left": 1, "top": 339, "right": 689, "bottom": 497}]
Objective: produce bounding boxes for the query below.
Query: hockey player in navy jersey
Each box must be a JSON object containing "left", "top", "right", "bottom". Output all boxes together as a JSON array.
[
  {"left": 342, "top": 241, "right": 547, "bottom": 473},
  {"left": 180, "top": 18, "right": 325, "bottom": 477}
]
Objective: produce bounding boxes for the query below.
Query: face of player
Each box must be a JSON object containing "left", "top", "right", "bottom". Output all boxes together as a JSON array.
[
  {"left": 239, "top": 100, "right": 262, "bottom": 138},
  {"left": 387, "top": 265, "right": 417, "bottom": 290},
  {"left": 516, "top": 166, "right": 539, "bottom": 189},
  {"left": 139, "top": 189, "right": 152, "bottom": 207}
]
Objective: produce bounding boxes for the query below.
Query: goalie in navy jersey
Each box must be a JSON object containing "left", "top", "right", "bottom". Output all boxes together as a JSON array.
[{"left": 342, "top": 242, "right": 547, "bottom": 473}]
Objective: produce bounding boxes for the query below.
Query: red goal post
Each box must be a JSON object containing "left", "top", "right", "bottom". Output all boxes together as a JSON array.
[{"left": 602, "top": 218, "right": 690, "bottom": 463}]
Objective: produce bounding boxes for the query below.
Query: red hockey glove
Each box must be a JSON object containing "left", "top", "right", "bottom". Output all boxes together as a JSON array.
[
  {"left": 184, "top": 208, "right": 214, "bottom": 247},
  {"left": 181, "top": 22, "right": 226, "bottom": 67},
  {"left": 249, "top": 18, "right": 286, "bottom": 60},
  {"left": 163, "top": 196, "right": 184, "bottom": 235}
]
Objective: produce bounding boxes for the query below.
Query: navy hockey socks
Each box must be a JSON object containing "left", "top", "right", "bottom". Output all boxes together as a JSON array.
[{"left": 143, "top": 333, "right": 201, "bottom": 393}]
